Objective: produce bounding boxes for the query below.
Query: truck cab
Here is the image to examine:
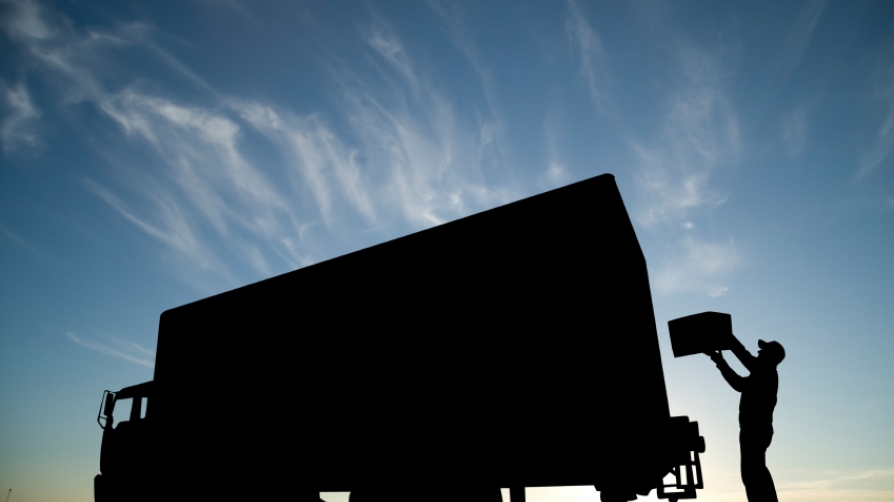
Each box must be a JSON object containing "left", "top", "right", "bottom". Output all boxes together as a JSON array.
[{"left": 94, "top": 381, "right": 156, "bottom": 502}]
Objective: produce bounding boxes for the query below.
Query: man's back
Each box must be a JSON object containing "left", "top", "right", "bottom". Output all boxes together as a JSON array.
[{"left": 738, "top": 365, "right": 778, "bottom": 429}]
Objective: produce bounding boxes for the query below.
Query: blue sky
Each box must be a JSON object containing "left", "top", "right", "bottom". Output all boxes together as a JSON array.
[{"left": 1, "top": 0, "right": 893, "bottom": 501}]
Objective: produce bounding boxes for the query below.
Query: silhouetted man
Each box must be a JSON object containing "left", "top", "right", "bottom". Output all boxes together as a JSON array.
[{"left": 707, "top": 336, "right": 785, "bottom": 502}]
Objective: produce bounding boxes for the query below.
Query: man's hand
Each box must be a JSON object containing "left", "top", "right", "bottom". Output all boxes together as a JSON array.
[{"left": 706, "top": 350, "right": 725, "bottom": 364}]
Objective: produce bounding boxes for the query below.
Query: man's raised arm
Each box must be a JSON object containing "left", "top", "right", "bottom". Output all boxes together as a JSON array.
[
  {"left": 728, "top": 334, "right": 759, "bottom": 371},
  {"left": 709, "top": 351, "right": 748, "bottom": 392}
]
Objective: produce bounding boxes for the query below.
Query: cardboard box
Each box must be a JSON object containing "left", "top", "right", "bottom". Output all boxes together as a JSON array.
[{"left": 668, "top": 311, "right": 733, "bottom": 357}]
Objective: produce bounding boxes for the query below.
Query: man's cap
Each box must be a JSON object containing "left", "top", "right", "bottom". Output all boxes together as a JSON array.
[{"left": 758, "top": 339, "right": 785, "bottom": 365}]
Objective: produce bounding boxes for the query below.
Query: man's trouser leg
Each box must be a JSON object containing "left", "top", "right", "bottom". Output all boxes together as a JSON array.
[{"left": 739, "top": 428, "right": 778, "bottom": 502}]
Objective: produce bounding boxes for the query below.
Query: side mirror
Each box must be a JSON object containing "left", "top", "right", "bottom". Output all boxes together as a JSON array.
[
  {"left": 97, "top": 391, "right": 116, "bottom": 429},
  {"left": 103, "top": 392, "right": 115, "bottom": 416}
]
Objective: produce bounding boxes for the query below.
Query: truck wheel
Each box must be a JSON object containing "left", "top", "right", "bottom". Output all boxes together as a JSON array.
[{"left": 599, "top": 491, "right": 635, "bottom": 502}]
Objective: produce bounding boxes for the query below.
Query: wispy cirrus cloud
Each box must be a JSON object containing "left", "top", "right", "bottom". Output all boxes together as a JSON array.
[
  {"left": 857, "top": 60, "right": 894, "bottom": 181},
  {"left": 0, "top": 0, "right": 54, "bottom": 41},
  {"left": 66, "top": 332, "right": 155, "bottom": 368},
  {"left": 420, "top": 1, "right": 508, "bottom": 185},
  {"left": 565, "top": 4, "right": 737, "bottom": 296},
  {"left": 634, "top": 47, "right": 738, "bottom": 226},
  {"left": 314, "top": 15, "right": 513, "bottom": 227},
  {"left": 769, "top": 0, "right": 827, "bottom": 93},
  {"left": 233, "top": 101, "right": 375, "bottom": 227},
  {"left": 539, "top": 161, "right": 570, "bottom": 188},
  {"left": 0, "top": 8, "right": 305, "bottom": 288},
  {"left": 782, "top": 103, "right": 808, "bottom": 156},
  {"left": 0, "top": 223, "right": 38, "bottom": 251},
  {"left": 424, "top": 0, "right": 497, "bottom": 110},
  {"left": 99, "top": 90, "right": 293, "bottom": 238},
  {"left": 566, "top": 0, "right": 611, "bottom": 114},
  {"left": 631, "top": 46, "right": 740, "bottom": 296},
  {"left": 366, "top": 17, "right": 421, "bottom": 98},
  {"left": 7, "top": 0, "right": 513, "bottom": 288},
  {"left": 776, "top": 467, "right": 894, "bottom": 502},
  {"left": 1, "top": 82, "right": 41, "bottom": 153},
  {"left": 82, "top": 176, "right": 236, "bottom": 285},
  {"left": 237, "top": 16, "right": 512, "bottom": 232},
  {"left": 539, "top": 111, "right": 572, "bottom": 189},
  {"left": 654, "top": 236, "right": 739, "bottom": 297},
  {"left": 89, "top": 88, "right": 327, "bottom": 286}
]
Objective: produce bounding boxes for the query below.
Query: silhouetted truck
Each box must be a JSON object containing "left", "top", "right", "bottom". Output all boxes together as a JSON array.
[{"left": 94, "top": 174, "right": 705, "bottom": 502}]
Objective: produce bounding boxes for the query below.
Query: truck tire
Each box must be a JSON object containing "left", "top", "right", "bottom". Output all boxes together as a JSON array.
[{"left": 599, "top": 491, "right": 635, "bottom": 502}]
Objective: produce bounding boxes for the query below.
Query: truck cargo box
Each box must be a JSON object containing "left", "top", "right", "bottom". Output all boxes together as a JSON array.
[{"left": 145, "top": 174, "right": 697, "bottom": 501}]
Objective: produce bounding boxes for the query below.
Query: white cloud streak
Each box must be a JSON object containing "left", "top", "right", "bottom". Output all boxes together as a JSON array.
[
  {"left": 540, "top": 112, "right": 571, "bottom": 189},
  {"left": 770, "top": 0, "right": 827, "bottom": 93},
  {"left": 315, "top": 20, "right": 513, "bottom": 228},
  {"left": 102, "top": 91, "right": 289, "bottom": 229},
  {"left": 857, "top": 61, "right": 894, "bottom": 180},
  {"left": 66, "top": 332, "right": 155, "bottom": 368},
  {"left": 366, "top": 19, "right": 420, "bottom": 98},
  {"left": 634, "top": 48, "right": 738, "bottom": 226},
  {"left": 0, "top": 0, "right": 53, "bottom": 41},
  {"left": 564, "top": 5, "right": 738, "bottom": 297},
  {"left": 0, "top": 223, "right": 57, "bottom": 262},
  {"left": 0, "top": 223, "right": 37, "bottom": 251},
  {"left": 775, "top": 467, "right": 894, "bottom": 502},
  {"left": 82, "top": 177, "right": 230, "bottom": 280},
  {"left": 340, "top": 93, "right": 506, "bottom": 228},
  {"left": 241, "top": 103, "right": 376, "bottom": 224},
  {"left": 424, "top": 0, "right": 511, "bottom": 180},
  {"left": 782, "top": 104, "right": 808, "bottom": 156},
  {"left": 424, "top": 1, "right": 496, "bottom": 109},
  {"left": 541, "top": 161, "right": 570, "bottom": 188},
  {"left": 566, "top": 0, "right": 611, "bottom": 113},
  {"left": 8, "top": 1, "right": 513, "bottom": 288},
  {"left": 1, "top": 82, "right": 41, "bottom": 152},
  {"left": 654, "top": 236, "right": 739, "bottom": 297},
  {"left": 87, "top": 89, "right": 314, "bottom": 283},
  {"left": 631, "top": 46, "right": 740, "bottom": 296}
]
